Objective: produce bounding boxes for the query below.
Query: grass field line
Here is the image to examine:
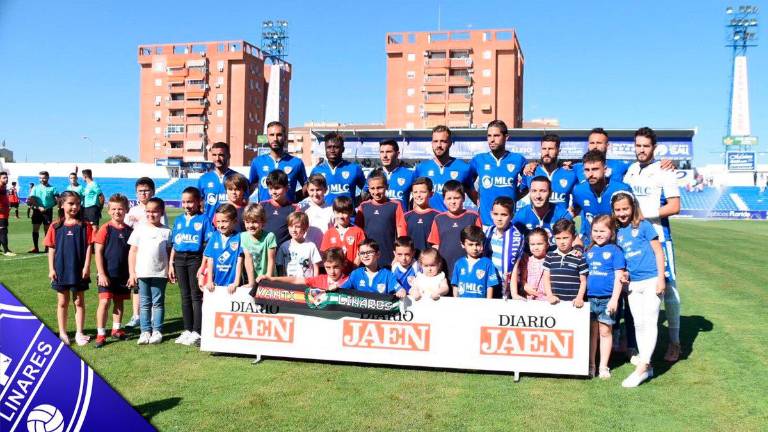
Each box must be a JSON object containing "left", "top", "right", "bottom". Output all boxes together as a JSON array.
[{"left": 1, "top": 254, "right": 48, "bottom": 262}]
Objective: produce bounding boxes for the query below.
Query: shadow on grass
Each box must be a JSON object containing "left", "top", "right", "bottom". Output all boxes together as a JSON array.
[
  {"left": 135, "top": 397, "right": 182, "bottom": 421},
  {"left": 652, "top": 313, "right": 713, "bottom": 377}
]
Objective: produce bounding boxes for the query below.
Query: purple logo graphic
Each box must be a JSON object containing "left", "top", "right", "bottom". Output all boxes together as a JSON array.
[{"left": 0, "top": 284, "right": 155, "bottom": 431}]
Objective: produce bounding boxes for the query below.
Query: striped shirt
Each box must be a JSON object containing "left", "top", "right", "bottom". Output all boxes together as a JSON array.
[{"left": 543, "top": 249, "right": 588, "bottom": 301}]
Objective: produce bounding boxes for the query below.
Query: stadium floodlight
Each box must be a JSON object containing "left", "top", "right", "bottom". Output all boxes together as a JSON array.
[
  {"left": 727, "top": 6, "right": 734, "bottom": 14},
  {"left": 261, "top": 19, "right": 289, "bottom": 62}
]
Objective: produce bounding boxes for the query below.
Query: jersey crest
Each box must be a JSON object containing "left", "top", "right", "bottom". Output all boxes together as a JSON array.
[
  {"left": 602, "top": 251, "right": 611, "bottom": 260},
  {"left": 397, "top": 178, "right": 405, "bottom": 186},
  {"left": 450, "top": 171, "right": 458, "bottom": 179},
  {"left": 559, "top": 179, "right": 568, "bottom": 188},
  {"left": 476, "top": 269, "right": 485, "bottom": 279},
  {"left": 230, "top": 241, "right": 240, "bottom": 251},
  {"left": 376, "top": 283, "right": 386, "bottom": 293},
  {"left": 194, "top": 222, "right": 203, "bottom": 231},
  {"left": 507, "top": 164, "right": 515, "bottom": 172},
  {"left": 342, "top": 171, "right": 350, "bottom": 179},
  {"left": 285, "top": 166, "right": 293, "bottom": 174}
]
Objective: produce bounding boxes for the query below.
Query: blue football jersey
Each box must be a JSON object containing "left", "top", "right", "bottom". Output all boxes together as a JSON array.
[
  {"left": 512, "top": 204, "right": 573, "bottom": 239},
  {"left": 198, "top": 169, "right": 238, "bottom": 221},
  {"left": 248, "top": 153, "right": 307, "bottom": 203},
  {"left": 392, "top": 262, "right": 418, "bottom": 293},
  {"left": 471, "top": 151, "right": 527, "bottom": 226},
  {"left": 616, "top": 220, "right": 659, "bottom": 282},
  {"left": 522, "top": 165, "right": 578, "bottom": 209},
  {"left": 310, "top": 160, "right": 366, "bottom": 205},
  {"left": 203, "top": 231, "right": 242, "bottom": 286},
  {"left": 572, "top": 178, "right": 633, "bottom": 240},
  {"left": 574, "top": 159, "right": 632, "bottom": 183},
  {"left": 414, "top": 158, "right": 476, "bottom": 212},
  {"left": 450, "top": 257, "right": 500, "bottom": 298},
  {"left": 585, "top": 244, "right": 626, "bottom": 297},
  {"left": 364, "top": 164, "right": 414, "bottom": 209},
  {"left": 171, "top": 213, "right": 213, "bottom": 253},
  {"left": 340, "top": 267, "right": 403, "bottom": 294}
]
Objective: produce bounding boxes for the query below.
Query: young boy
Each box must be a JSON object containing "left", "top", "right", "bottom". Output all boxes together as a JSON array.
[
  {"left": 276, "top": 212, "right": 322, "bottom": 278},
  {"left": 392, "top": 236, "right": 418, "bottom": 293},
  {"left": 451, "top": 226, "right": 501, "bottom": 299},
  {"left": 261, "top": 170, "right": 299, "bottom": 246},
  {"left": 240, "top": 203, "right": 277, "bottom": 284},
  {"left": 427, "top": 180, "right": 481, "bottom": 282},
  {"left": 356, "top": 171, "right": 407, "bottom": 268},
  {"left": 321, "top": 196, "right": 366, "bottom": 273},
  {"left": 263, "top": 247, "right": 348, "bottom": 290},
  {"left": 203, "top": 204, "right": 244, "bottom": 294},
  {"left": 404, "top": 177, "right": 439, "bottom": 253},
  {"left": 93, "top": 194, "right": 133, "bottom": 348},
  {"left": 125, "top": 177, "right": 164, "bottom": 328},
  {"left": 224, "top": 173, "right": 250, "bottom": 231},
  {"left": 543, "top": 219, "right": 588, "bottom": 306},
  {"left": 299, "top": 174, "right": 334, "bottom": 250},
  {"left": 484, "top": 196, "right": 525, "bottom": 298},
  {"left": 340, "top": 239, "right": 406, "bottom": 298}
]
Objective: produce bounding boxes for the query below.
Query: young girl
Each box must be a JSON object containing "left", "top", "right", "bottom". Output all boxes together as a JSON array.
[
  {"left": 409, "top": 248, "right": 449, "bottom": 301},
  {"left": 515, "top": 228, "right": 549, "bottom": 301},
  {"left": 203, "top": 204, "right": 245, "bottom": 294},
  {"left": 45, "top": 191, "right": 93, "bottom": 345},
  {"left": 240, "top": 203, "right": 277, "bottom": 285},
  {"left": 128, "top": 197, "right": 172, "bottom": 345},
  {"left": 585, "top": 214, "right": 626, "bottom": 379},
  {"left": 612, "top": 192, "right": 666, "bottom": 388},
  {"left": 169, "top": 187, "right": 211, "bottom": 346}
]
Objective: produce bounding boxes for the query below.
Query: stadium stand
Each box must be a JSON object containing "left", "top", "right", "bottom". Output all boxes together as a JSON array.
[
  {"left": 678, "top": 186, "right": 768, "bottom": 212},
  {"left": 17, "top": 176, "right": 197, "bottom": 204}
]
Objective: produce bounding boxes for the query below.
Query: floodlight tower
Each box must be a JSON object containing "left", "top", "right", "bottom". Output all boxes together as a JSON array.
[
  {"left": 260, "top": 19, "right": 290, "bottom": 133},
  {"left": 261, "top": 19, "right": 289, "bottom": 63},
  {"left": 724, "top": 6, "right": 759, "bottom": 157}
]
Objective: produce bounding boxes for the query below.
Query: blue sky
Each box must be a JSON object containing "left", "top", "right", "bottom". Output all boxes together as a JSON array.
[{"left": 0, "top": 0, "right": 764, "bottom": 165}]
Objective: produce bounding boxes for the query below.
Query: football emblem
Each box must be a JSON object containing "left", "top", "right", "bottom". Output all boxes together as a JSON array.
[
  {"left": 507, "top": 164, "right": 515, "bottom": 172},
  {"left": 476, "top": 269, "right": 486, "bottom": 279},
  {"left": 427, "top": 170, "right": 434, "bottom": 176},
  {"left": 376, "top": 283, "right": 386, "bottom": 293},
  {"left": 631, "top": 229, "right": 639, "bottom": 238},
  {"left": 398, "top": 178, "right": 405, "bottom": 186},
  {"left": 587, "top": 252, "right": 594, "bottom": 259},
  {"left": 342, "top": 171, "right": 350, "bottom": 179},
  {"left": 602, "top": 252, "right": 612, "bottom": 260},
  {"left": 559, "top": 179, "right": 568, "bottom": 188},
  {"left": 346, "top": 236, "right": 355, "bottom": 245},
  {"left": 230, "top": 241, "right": 239, "bottom": 251},
  {"left": 450, "top": 171, "right": 458, "bottom": 179},
  {"left": 407, "top": 275, "right": 416, "bottom": 285},
  {"left": 193, "top": 222, "right": 203, "bottom": 231},
  {"left": 583, "top": 199, "right": 591, "bottom": 206},
  {"left": 285, "top": 166, "right": 293, "bottom": 174}
]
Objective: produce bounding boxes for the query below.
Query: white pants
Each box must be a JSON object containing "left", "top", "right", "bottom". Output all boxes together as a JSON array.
[{"left": 628, "top": 277, "right": 662, "bottom": 365}]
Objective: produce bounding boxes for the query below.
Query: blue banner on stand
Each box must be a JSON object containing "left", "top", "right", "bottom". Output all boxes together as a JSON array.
[{"left": 0, "top": 284, "right": 155, "bottom": 432}]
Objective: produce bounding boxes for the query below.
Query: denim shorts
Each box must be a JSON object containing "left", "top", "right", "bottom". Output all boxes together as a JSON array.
[{"left": 589, "top": 297, "right": 615, "bottom": 325}]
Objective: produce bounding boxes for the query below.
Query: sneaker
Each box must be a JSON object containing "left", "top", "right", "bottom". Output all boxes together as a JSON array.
[
  {"left": 664, "top": 343, "right": 681, "bottom": 362},
  {"left": 175, "top": 330, "right": 192, "bottom": 344},
  {"left": 125, "top": 316, "right": 140, "bottom": 328},
  {"left": 94, "top": 335, "right": 107, "bottom": 348},
  {"left": 3, "top": 252, "right": 16, "bottom": 257},
  {"left": 27, "top": 248, "right": 40, "bottom": 254},
  {"left": 75, "top": 334, "right": 90, "bottom": 346},
  {"left": 182, "top": 331, "right": 201, "bottom": 346},
  {"left": 622, "top": 369, "right": 651, "bottom": 388},
  {"left": 598, "top": 366, "right": 611, "bottom": 379},
  {"left": 149, "top": 331, "right": 163, "bottom": 344},
  {"left": 110, "top": 329, "right": 127, "bottom": 340},
  {"left": 630, "top": 355, "right": 642, "bottom": 366},
  {"left": 137, "top": 332, "right": 151, "bottom": 345}
]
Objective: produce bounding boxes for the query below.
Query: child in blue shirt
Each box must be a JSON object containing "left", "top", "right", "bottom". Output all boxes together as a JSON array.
[
  {"left": 203, "top": 204, "right": 244, "bottom": 295},
  {"left": 484, "top": 196, "right": 524, "bottom": 299},
  {"left": 451, "top": 225, "right": 501, "bottom": 299},
  {"left": 391, "top": 236, "right": 418, "bottom": 293},
  {"left": 585, "top": 214, "right": 626, "bottom": 380},
  {"left": 612, "top": 192, "right": 666, "bottom": 388},
  {"left": 340, "top": 239, "right": 406, "bottom": 298}
]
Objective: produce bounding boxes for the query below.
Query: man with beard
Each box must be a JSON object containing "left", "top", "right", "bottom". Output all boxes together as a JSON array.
[
  {"left": 29, "top": 171, "right": 58, "bottom": 253},
  {"left": 512, "top": 176, "right": 573, "bottom": 239},
  {"left": 521, "top": 133, "right": 578, "bottom": 212},
  {"left": 365, "top": 139, "right": 414, "bottom": 210},
  {"left": 248, "top": 121, "right": 307, "bottom": 203},
  {"left": 198, "top": 142, "right": 238, "bottom": 221},
  {"left": 310, "top": 132, "right": 365, "bottom": 205},
  {"left": 624, "top": 126, "right": 681, "bottom": 362},
  {"left": 414, "top": 125, "right": 476, "bottom": 212},
  {"left": 470, "top": 120, "right": 527, "bottom": 229}
]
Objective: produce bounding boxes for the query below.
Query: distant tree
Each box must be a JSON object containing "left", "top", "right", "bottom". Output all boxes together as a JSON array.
[{"left": 105, "top": 155, "right": 132, "bottom": 163}]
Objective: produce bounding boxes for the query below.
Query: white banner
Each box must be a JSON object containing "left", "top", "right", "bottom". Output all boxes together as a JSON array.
[{"left": 201, "top": 287, "right": 590, "bottom": 375}]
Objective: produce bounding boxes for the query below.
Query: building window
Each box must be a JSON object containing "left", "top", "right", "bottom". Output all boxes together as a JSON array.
[
  {"left": 217, "top": 60, "right": 225, "bottom": 72},
  {"left": 450, "top": 50, "right": 470, "bottom": 59},
  {"left": 153, "top": 62, "right": 165, "bottom": 72},
  {"left": 428, "top": 51, "right": 446, "bottom": 59},
  {"left": 216, "top": 125, "right": 224, "bottom": 133},
  {"left": 407, "top": 88, "right": 415, "bottom": 96},
  {"left": 154, "top": 127, "right": 162, "bottom": 134},
  {"left": 216, "top": 109, "right": 224, "bottom": 118},
  {"left": 482, "top": 69, "right": 491, "bottom": 77},
  {"left": 154, "top": 95, "right": 162, "bottom": 106},
  {"left": 482, "top": 86, "right": 491, "bottom": 95},
  {"left": 406, "top": 105, "right": 415, "bottom": 114},
  {"left": 154, "top": 78, "right": 162, "bottom": 87},
  {"left": 216, "top": 76, "right": 224, "bottom": 87},
  {"left": 406, "top": 122, "right": 415, "bottom": 129},
  {"left": 483, "top": 50, "right": 492, "bottom": 60},
  {"left": 406, "top": 70, "right": 416, "bottom": 79},
  {"left": 216, "top": 93, "right": 223, "bottom": 104},
  {"left": 407, "top": 53, "right": 416, "bottom": 62},
  {"left": 449, "top": 86, "right": 469, "bottom": 94}
]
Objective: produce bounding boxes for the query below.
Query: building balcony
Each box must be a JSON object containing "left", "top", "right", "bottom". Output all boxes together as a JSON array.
[
  {"left": 447, "top": 119, "right": 471, "bottom": 128},
  {"left": 424, "top": 75, "right": 447, "bottom": 84},
  {"left": 167, "top": 68, "right": 188, "bottom": 77},
  {"left": 447, "top": 102, "right": 471, "bottom": 113},
  {"left": 167, "top": 115, "right": 186, "bottom": 123},
  {"left": 424, "top": 93, "right": 446, "bottom": 103},
  {"left": 166, "top": 100, "right": 186, "bottom": 109},
  {"left": 424, "top": 58, "right": 449, "bottom": 68},
  {"left": 448, "top": 75, "right": 472, "bottom": 85},
  {"left": 448, "top": 93, "right": 472, "bottom": 102},
  {"left": 158, "top": 147, "right": 184, "bottom": 158},
  {"left": 450, "top": 58, "right": 473, "bottom": 68}
]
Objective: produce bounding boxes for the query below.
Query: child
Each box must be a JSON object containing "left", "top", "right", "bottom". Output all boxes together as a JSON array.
[
  {"left": 9, "top": 181, "right": 20, "bottom": 219},
  {"left": 127, "top": 198, "right": 172, "bottom": 345},
  {"left": 543, "top": 219, "right": 588, "bottom": 306},
  {"left": 427, "top": 180, "right": 482, "bottom": 282},
  {"left": 404, "top": 177, "right": 439, "bottom": 253},
  {"left": 0, "top": 172, "right": 12, "bottom": 256},
  {"left": 451, "top": 226, "right": 500, "bottom": 299},
  {"left": 340, "top": 239, "right": 406, "bottom": 298},
  {"left": 45, "top": 191, "right": 93, "bottom": 345},
  {"left": 410, "top": 247, "right": 449, "bottom": 301},
  {"left": 240, "top": 203, "right": 277, "bottom": 283},
  {"left": 484, "top": 196, "right": 524, "bottom": 299},
  {"left": 276, "top": 212, "right": 322, "bottom": 278},
  {"left": 224, "top": 173, "right": 250, "bottom": 230},
  {"left": 356, "top": 171, "right": 407, "bottom": 267},
  {"left": 321, "top": 196, "right": 366, "bottom": 273},
  {"left": 169, "top": 187, "right": 212, "bottom": 346},
  {"left": 613, "top": 192, "right": 666, "bottom": 388},
  {"left": 391, "top": 236, "right": 418, "bottom": 293},
  {"left": 584, "top": 214, "right": 626, "bottom": 379},
  {"left": 261, "top": 170, "right": 300, "bottom": 246},
  {"left": 516, "top": 228, "right": 549, "bottom": 301},
  {"left": 299, "top": 174, "right": 334, "bottom": 250},
  {"left": 125, "top": 177, "right": 165, "bottom": 328},
  {"left": 93, "top": 194, "right": 133, "bottom": 348},
  {"left": 263, "top": 247, "right": 348, "bottom": 290},
  {"left": 203, "top": 204, "right": 245, "bottom": 294}
]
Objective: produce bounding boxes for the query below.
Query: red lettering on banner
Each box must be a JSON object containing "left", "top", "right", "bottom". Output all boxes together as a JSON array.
[
  {"left": 479, "top": 327, "right": 573, "bottom": 358},
  {"left": 342, "top": 319, "right": 430, "bottom": 351},
  {"left": 214, "top": 312, "right": 294, "bottom": 343}
]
